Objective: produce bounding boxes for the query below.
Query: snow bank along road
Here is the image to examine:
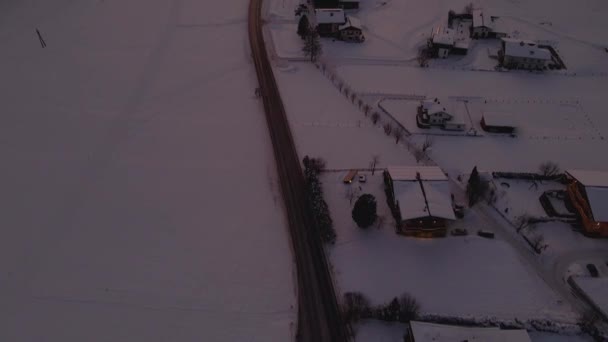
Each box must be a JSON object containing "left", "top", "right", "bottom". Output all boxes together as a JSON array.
[
  {"left": 248, "top": 0, "right": 348, "bottom": 341},
  {"left": 0, "top": 0, "right": 295, "bottom": 340}
]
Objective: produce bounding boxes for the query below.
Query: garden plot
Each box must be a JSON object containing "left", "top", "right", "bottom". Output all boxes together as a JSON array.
[{"left": 322, "top": 173, "right": 576, "bottom": 322}]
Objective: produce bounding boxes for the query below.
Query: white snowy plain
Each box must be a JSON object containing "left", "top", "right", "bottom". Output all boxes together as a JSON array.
[{"left": 0, "top": 0, "right": 296, "bottom": 341}]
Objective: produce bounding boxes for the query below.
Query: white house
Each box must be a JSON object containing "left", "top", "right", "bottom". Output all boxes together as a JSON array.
[
  {"left": 315, "top": 9, "right": 346, "bottom": 36},
  {"left": 419, "top": 99, "right": 453, "bottom": 125},
  {"left": 430, "top": 26, "right": 454, "bottom": 58},
  {"left": 500, "top": 38, "right": 552, "bottom": 70}
]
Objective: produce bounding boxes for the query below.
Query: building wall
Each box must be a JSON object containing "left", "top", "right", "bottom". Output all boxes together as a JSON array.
[
  {"left": 503, "top": 55, "right": 547, "bottom": 70},
  {"left": 340, "top": 28, "right": 363, "bottom": 41},
  {"left": 567, "top": 182, "right": 608, "bottom": 236}
]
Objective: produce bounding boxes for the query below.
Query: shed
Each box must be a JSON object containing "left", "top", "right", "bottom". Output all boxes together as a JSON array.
[{"left": 481, "top": 111, "right": 517, "bottom": 133}]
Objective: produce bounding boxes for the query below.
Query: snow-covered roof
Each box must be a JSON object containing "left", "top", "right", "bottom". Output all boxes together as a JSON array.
[
  {"left": 339, "top": 16, "right": 362, "bottom": 31},
  {"left": 482, "top": 111, "right": 517, "bottom": 127},
  {"left": 315, "top": 9, "right": 346, "bottom": 24},
  {"left": 388, "top": 167, "right": 455, "bottom": 221},
  {"left": 572, "top": 277, "right": 608, "bottom": 319},
  {"left": 387, "top": 166, "right": 448, "bottom": 181},
  {"left": 431, "top": 26, "right": 454, "bottom": 46},
  {"left": 566, "top": 169, "right": 608, "bottom": 187},
  {"left": 409, "top": 321, "right": 532, "bottom": 342},
  {"left": 421, "top": 99, "right": 450, "bottom": 115},
  {"left": 566, "top": 169, "right": 608, "bottom": 222},
  {"left": 472, "top": 9, "right": 493, "bottom": 29},
  {"left": 502, "top": 38, "right": 552, "bottom": 60}
]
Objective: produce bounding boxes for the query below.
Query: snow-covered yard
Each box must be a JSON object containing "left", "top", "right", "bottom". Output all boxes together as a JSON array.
[
  {"left": 322, "top": 173, "right": 575, "bottom": 322},
  {"left": 0, "top": 0, "right": 295, "bottom": 341},
  {"left": 273, "top": 62, "right": 418, "bottom": 169}
]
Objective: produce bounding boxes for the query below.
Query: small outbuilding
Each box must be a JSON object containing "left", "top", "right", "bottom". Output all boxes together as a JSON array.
[
  {"left": 339, "top": 16, "right": 364, "bottom": 42},
  {"left": 480, "top": 111, "right": 517, "bottom": 134}
]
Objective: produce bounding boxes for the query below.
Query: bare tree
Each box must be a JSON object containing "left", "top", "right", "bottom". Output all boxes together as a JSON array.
[
  {"left": 371, "top": 112, "right": 380, "bottom": 125},
  {"left": 398, "top": 292, "right": 421, "bottom": 322},
  {"left": 422, "top": 136, "right": 434, "bottom": 153},
  {"left": 414, "top": 148, "right": 426, "bottom": 163},
  {"left": 393, "top": 127, "right": 404, "bottom": 144},
  {"left": 383, "top": 123, "right": 393, "bottom": 135},
  {"left": 363, "top": 104, "right": 371, "bottom": 116},
  {"left": 343, "top": 292, "right": 371, "bottom": 324},
  {"left": 515, "top": 214, "right": 535, "bottom": 233},
  {"left": 369, "top": 155, "right": 380, "bottom": 175},
  {"left": 539, "top": 161, "right": 560, "bottom": 177},
  {"left": 530, "top": 233, "right": 548, "bottom": 252},
  {"left": 417, "top": 46, "right": 430, "bottom": 67},
  {"left": 375, "top": 215, "right": 386, "bottom": 229},
  {"left": 464, "top": 2, "right": 474, "bottom": 14}
]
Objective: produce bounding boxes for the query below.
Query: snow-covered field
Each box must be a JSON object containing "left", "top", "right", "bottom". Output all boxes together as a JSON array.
[
  {"left": 323, "top": 173, "right": 575, "bottom": 322},
  {"left": 0, "top": 1, "right": 295, "bottom": 341}
]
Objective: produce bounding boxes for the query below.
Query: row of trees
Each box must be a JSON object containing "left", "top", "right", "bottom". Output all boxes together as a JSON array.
[
  {"left": 303, "top": 156, "right": 336, "bottom": 244},
  {"left": 342, "top": 291, "right": 421, "bottom": 325}
]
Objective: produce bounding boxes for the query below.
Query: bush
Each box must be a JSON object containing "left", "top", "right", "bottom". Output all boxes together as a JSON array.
[
  {"left": 303, "top": 156, "right": 336, "bottom": 243},
  {"left": 342, "top": 292, "right": 371, "bottom": 324},
  {"left": 352, "top": 194, "right": 377, "bottom": 228}
]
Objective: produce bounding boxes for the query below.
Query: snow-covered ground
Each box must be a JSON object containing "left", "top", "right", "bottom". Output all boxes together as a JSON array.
[
  {"left": 0, "top": 1, "right": 295, "bottom": 341},
  {"left": 273, "top": 62, "right": 418, "bottom": 169},
  {"left": 322, "top": 173, "right": 575, "bottom": 322},
  {"left": 571, "top": 277, "right": 608, "bottom": 318}
]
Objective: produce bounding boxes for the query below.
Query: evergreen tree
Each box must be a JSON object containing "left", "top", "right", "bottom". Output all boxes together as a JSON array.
[
  {"left": 466, "top": 166, "right": 488, "bottom": 206},
  {"left": 352, "top": 194, "right": 377, "bottom": 228},
  {"left": 302, "top": 28, "right": 322, "bottom": 62},
  {"left": 297, "top": 15, "right": 310, "bottom": 39}
]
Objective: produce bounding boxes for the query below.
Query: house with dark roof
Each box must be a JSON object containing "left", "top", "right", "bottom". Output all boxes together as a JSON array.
[{"left": 384, "top": 166, "right": 456, "bottom": 237}]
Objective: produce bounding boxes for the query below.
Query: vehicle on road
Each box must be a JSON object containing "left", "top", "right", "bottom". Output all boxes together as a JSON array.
[{"left": 358, "top": 174, "right": 367, "bottom": 183}]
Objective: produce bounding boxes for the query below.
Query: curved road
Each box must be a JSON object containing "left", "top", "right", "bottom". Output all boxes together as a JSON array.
[{"left": 247, "top": 0, "right": 349, "bottom": 341}]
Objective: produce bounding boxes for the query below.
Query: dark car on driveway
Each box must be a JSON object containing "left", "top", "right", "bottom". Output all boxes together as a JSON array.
[{"left": 587, "top": 263, "right": 599, "bottom": 277}]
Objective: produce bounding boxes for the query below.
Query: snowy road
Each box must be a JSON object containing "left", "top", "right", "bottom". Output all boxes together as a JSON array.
[{"left": 0, "top": 0, "right": 295, "bottom": 341}]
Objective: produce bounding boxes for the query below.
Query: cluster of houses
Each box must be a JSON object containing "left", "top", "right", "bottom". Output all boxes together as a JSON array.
[
  {"left": 314, "top": 8, "right": 365, "bottom": 42},
  {"left": 428, "top": 8, "right": 559, "bottom": 70}
]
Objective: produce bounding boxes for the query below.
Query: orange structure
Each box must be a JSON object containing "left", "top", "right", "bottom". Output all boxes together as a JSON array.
[{"left": 566, "top": 170, "right": 608, "bottom": 237}]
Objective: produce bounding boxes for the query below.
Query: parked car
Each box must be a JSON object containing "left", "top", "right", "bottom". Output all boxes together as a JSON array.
[
  {"left": 451, "top": 228, "right": 468, "bottom": 236},
  {"left": 587, "top": 264, "right": 599, "bottom": 277},
  {"left": 453, "top": 204, "right": 465, "bottom": 218},
  {"left": 343, "top": 170, "right": 357, "bottom": 184},
  {"left": 358, "top": 174, "right": 367, "bottom": 183},
  {"left": 477, "top": 230, "right": 495, "bottom": 239}
]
